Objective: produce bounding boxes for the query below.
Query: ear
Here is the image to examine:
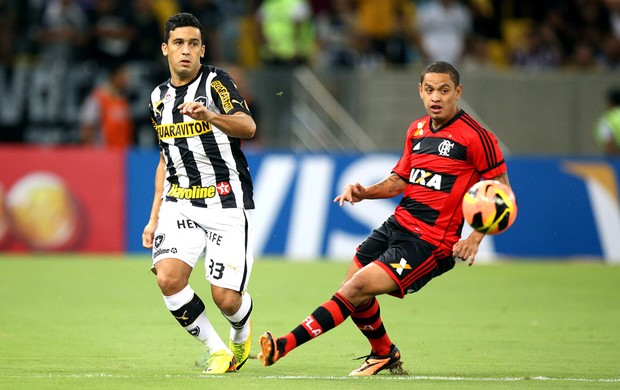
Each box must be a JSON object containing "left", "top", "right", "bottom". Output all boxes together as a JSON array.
[
  {"left": 200, "top": 44, "right": 205, "bottom": 58},
  {"left": 161, "top": 42, "right": 168, "bottom": 56},
  {"left": 418, "top": 83, "right": 423, "bottom": 99},
  {"left": 455, "top": 84, "right": 463, "bottom": 99}
]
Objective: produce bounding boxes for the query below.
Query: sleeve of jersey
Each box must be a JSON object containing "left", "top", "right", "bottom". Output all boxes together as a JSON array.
[
  {"left": 148, "top": 102, "right": 157, "bottom": 128},
  {"left": 210, "top": 71, "right": 252, "bottom": 116},
  {"left": 391, "top": 124, "right": 415, "bottom": 181},
  {"left": 471, "top": 130, "right": 507, "bottom": 179}
]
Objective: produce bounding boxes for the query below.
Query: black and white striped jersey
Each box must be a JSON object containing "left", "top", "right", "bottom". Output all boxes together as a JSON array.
[{"left": 149, "top": 65, "right": 254, "bottom": 209}]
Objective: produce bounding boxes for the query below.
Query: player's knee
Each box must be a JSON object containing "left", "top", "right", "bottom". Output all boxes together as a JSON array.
[
  {"left": 156, "top": 273, "right": 187, "bottom": 296},
  {"left": 212, "top": 289, "right": 241, "bottom": 315},
  {"left": 339, "top": 277, "right": 371, "bottom": 306}
]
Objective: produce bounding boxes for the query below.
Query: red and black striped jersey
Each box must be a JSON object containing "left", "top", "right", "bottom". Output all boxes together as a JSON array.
[
  {"left": 149, "top": 65, "right": 254, "bottom": 209},
  {"left": 392, "top": 109, "right": 506, "bottom": 252}
]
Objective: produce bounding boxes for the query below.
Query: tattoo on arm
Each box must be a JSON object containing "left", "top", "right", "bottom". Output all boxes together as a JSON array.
[{"left": 365, "top": 173, "right": 406, "bottom": 199}]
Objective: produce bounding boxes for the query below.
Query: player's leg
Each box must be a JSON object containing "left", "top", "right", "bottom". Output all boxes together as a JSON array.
[
  {"left": 153, "top": 259, "right": 232, "bottom": 369},
  {"left": 258, "top": 260, "right": 398, "bottom": 366},
  {"left": 346, "top": 226, "right": 396, "bottom": 361},
  {"left": 211, "top": 286, "right": 253, "bottom": 370},
  {"left": 152, "top": 203, "right": 233, "bottom": 374},
  {"left": 257, "top": 219, "right": 394, "bottom": 368},
  {"left": 348, "top": 228, "right": 456, "bottom": 376},
  {"left": 203, "top": 208, "right": 254, "bottom": 371}
]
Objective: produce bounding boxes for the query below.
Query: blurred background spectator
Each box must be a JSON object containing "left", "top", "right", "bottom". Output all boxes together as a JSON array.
[
  {"left": 0, "top": 0, "right": 18, "bottom": 68},
  {"left": 79, "top": 62, "right": 134, "bottom": 148},
  {"left": 416, "top": 0, "right": 472, "bottom": 66},
  {"left": 350, "top": 0, "right": 415, "bottom": 68},
  {"left": 608, "top": 0, "right": 620, "bottom": 36},
  {"left": 88, "top": 0, "right": 135, "bottom": 64},
  {"left": 128, "top": 0, "right": 164, "bottom": 63},
  {"left": 313, "top": 0, "right": 358, "bottom": 68},
  {"left": 593, "top": 87, "right": 620, "bottom": 156},
  {"left": 256, "top": 0, "right": 315, "bottom": 66},
  {"left": 30, "top": 0, "right": 89, "bottom": 65},
  {"left": 600, "top": 34, "right": 620, "bottom": 69},
  {"left": 509, "top": 23, "right": 562, "bottom": 70}
]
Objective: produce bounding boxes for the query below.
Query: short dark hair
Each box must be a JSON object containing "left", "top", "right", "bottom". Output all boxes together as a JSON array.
[
  {"left": 420, "top": 61, "right": 460, "bottom": 87},
  {"left": 164, "top": 12, "right": 203, "bottom": 43}
]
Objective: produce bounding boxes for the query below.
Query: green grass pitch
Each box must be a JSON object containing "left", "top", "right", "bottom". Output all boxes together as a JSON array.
[{"left": 0, "top": 255, "right": 619, "bottom": 389}]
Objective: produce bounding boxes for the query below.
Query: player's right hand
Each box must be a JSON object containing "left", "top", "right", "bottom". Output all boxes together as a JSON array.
[
  {"left": 142, "top": 222, "right": 157, "bottom": 248},
  {"left": 334, "top": 183, "right": 365, "bottom": 206}
]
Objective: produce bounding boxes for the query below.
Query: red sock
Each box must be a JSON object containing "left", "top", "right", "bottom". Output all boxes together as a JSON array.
[
  {"left": 280, "top": 292, "right": 355, "bottom": 356},
  {"left": 350, "top": 297, "right": 393, "bottom": 355}
]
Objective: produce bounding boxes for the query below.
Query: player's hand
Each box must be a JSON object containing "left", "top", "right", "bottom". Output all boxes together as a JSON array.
[
  {"left": 334, "top": 183, "right": 365, "bottom": 206},
  {"left": 142, "top": 221, "right": 158, "bottom": 249},
  {"left": 452, "top": 232, "right": 484, "bottom": 266},
  {"left": 178, "top": 101, "right": 214, "bottom": 121}
]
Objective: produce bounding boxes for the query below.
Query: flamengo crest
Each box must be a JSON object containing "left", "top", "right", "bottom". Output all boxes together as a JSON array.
[{"left": 438, "top": 140, "right": 454, "bottom": 156}]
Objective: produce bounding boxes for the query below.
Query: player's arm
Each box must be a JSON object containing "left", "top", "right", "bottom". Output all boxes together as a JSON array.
[
  {"left": 178, "top": 70, "right": 256, "bottom": 139},
  {"left": 493, "top": 172, "right": 511, "bottom": 187},
  {"left": 142, "top": 153, "right": 165, "bottom": 248},
  {"left": 453, "top": 172, "right": 511, "bottom": 266},
  {"left": 334, "top": 173, "right": 406, "bottom": 206},
  {"left": 177, "top": 104, "right": 256, "bottom": 139}
]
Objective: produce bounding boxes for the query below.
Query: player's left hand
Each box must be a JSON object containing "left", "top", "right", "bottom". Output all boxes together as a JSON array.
[{"left": 452, "top": 231, "right": 484, "bottom": 266}]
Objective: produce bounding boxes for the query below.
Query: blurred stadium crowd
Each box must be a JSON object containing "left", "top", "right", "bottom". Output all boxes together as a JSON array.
[
  {"left": 0, "top": 0, "right": 619, "bottom": 146},
  {"left": 1, "top": 0, "right": 619, "bottom": 71}
]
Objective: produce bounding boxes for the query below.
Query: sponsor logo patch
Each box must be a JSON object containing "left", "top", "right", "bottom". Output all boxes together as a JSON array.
[
  {"left": 167, "top": 183, "right": 217, "bottom": 199},
  {"left": 156, "top": 121, "right": 212, "bottom": 140},
  {"left": 154, "top": 234, "right": 165, "bottom": 249},
  {"left": 211, "top": 80, "right": 234, "bottom": 113},
  {"left": 390, "top": 258, "right": 412, "bottom": 275},
  {"left": 216, "top": 181, "right": 231, "bottom": 196}
]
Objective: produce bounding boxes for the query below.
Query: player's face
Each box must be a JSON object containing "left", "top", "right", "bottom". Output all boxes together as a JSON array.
[
  {"left": 418, "top": 72, "right": 462, "bottom": 128},
  {"left": 161, "top": 26, "right": 205, "bottom": 85}
]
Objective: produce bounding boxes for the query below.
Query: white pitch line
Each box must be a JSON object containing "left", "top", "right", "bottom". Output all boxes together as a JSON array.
[
  {"left": 4, "top": 373, "right": 620, "bottom": 382},
  {"left": 254, "top": 375, "right": 620, "bottom": 383}
]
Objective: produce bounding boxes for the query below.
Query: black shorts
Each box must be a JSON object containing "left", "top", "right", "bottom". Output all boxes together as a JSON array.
[{"left": 355, "top": 216, "right": 455, "bottom": 298}]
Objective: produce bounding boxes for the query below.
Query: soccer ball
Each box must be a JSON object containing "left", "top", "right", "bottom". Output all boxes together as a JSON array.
[{"left": 462, "top": 180, "right": 517, "bottom": 235}]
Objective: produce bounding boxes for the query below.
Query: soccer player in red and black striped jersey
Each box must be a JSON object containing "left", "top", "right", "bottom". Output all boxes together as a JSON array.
[
  {"left": 258, "top": 61, "right": 513, "bottom": 375},
  {"left": 142, "top": 13, "right": 256, "bottom": 375}
]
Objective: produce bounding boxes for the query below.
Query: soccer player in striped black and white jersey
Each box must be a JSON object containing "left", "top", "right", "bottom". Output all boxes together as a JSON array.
[
  {"left": 142, "top": 12, "right": 256, "bottom": 375},
  {"left": 258, "top": 61, "right": 514, "bottom": 376}
]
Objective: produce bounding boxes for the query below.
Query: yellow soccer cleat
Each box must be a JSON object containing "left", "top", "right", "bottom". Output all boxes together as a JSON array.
[
  {"left": 229, "top": 320, "right": 252, "bottom": 370},
  {"left": 203, "top": 349, "right": 237, "bottom": 374}
]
